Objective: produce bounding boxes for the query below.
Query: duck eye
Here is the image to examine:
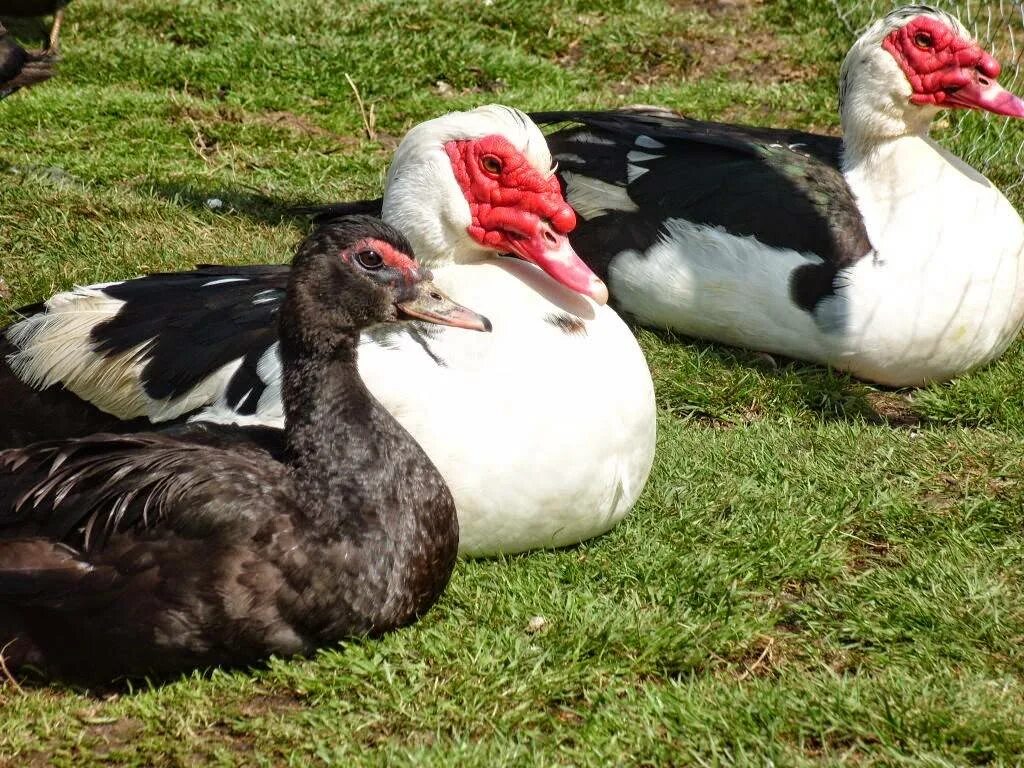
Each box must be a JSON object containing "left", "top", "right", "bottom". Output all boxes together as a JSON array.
[
  {"left": 481, "top": 154, "right": 502, "bottom": 175},
  {"left": 355, "top": 249, "right": 384, "bottom": 270},
  {"left": 914, "top": 31, "right": 933, "bottom": 49}
]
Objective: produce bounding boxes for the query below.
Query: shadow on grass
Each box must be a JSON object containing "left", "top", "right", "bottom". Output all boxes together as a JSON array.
[
  {"left": 637, "top": 325, "right": 923, "bottom": 430},
  {"left": 140, "top": 181, "right": 320, "bottom": 229}
]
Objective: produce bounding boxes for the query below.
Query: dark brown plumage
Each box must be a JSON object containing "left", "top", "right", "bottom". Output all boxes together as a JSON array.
[
  {"left": 0, "top": 0, "right": 67, "bottom": 97},
  {"left": 0, "top": 1, "right": 66, "bottom": 14},
  {"left": 0, "top": 21, "right": 56, "bottom": 98},
  {"left": 0, "top": 216, "right": 489, "bottom": 684}
]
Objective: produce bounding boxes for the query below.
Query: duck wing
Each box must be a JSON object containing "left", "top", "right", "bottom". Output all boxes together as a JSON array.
[
  {"left": 533, "top": 110, "right": 873, "bottom": 306},
  {"left": 0, "top": 432, "right": 365, "bottom": 680},
  {"left": 3, "top": 265, "right": 291, "bottom": 434},
  {"left": 0, "top": 433, "right": 280, "bottom": 552}
]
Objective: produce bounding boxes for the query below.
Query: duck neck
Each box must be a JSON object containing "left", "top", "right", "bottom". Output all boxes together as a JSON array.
[
  {"left": 840, "top": 103, "right": 933, "bottom": 161},
  {"left": 837, "top": 55, "right": 939, "bottom": 173},
  {"left": 279, "top": 332, "right": 389, "bottom": 519},
  {"left": 278, "top": 328, "right": 457, "bottom": 629},
  {"left": 839, "top": 103, "right": 949, "bottom": 208}
]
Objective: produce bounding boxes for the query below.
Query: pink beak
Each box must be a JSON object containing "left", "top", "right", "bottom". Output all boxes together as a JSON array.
[
  {"left": 945, "top": 73, "right": 1024, "bottom": 118},
  {"left": 504, "top": 223, "right": 609, "bottom": 304}
]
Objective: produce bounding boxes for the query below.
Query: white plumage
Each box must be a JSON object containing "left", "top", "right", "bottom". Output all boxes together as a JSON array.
[{"left": 5, "top": 105, "right": 657, "bottom": 556}]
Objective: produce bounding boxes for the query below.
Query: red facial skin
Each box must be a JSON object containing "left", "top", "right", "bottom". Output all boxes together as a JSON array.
[
  {"left": 344, "top": 237, "right": 422, "bottom": 281},
  {"left": 883, "top": 16, "right": 1024, "bottom": 117},
  {"left": 445, "top": 135, "right": 608, "bottom": 303}
]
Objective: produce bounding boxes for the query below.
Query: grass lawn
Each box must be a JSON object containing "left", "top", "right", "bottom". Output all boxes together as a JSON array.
[{"left": 2, "top": 0, "right": 1024, "bottom": 764}]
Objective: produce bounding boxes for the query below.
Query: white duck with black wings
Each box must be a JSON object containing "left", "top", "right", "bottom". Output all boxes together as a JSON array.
[
  {"left": 1, "top": 106, "right": 656, "bottom": 556},
  {"left": 536, "top": 5, "right": 1024, "bottom": 386}
]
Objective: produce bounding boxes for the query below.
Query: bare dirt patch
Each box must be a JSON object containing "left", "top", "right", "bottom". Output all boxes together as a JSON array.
[
  {"left": 681, "top": 2, "right": 795, "bottom": 81},
  {"left": 555, "top": 0, "right": 808, "bottom": 93},
  {"left": 864, "top": 391, "right": 921, "bottom": 428},
  {"left": 919, "top": 446, "right": 1021, "bottom": 513},
  {"left": 672, "top": 0, "right": 817, "bottom": 85},
  {"left": 253, "top": 111, "right": 347, "bottom": 141},
  {"left": 0, "top": 752, "right": 55, "bottom": 768},
  {"left": 845, "top": 536, "right": 903, "bottom": 574},
  {"left": 76, "top": 712, "right": 146, "bottom": 758},
  {"left": 715, "top": 624, "right": 857, "bottom": 681},
  {"left": 234, "top": 690, "right": 306, "bottom": 719},
  {"left": 172, "top": 103, "right": 357, "bottom": 144}
]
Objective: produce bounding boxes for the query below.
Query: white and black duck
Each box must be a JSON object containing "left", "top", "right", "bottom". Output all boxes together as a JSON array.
[
  {"left": 0, "top": 105, "right": 657, "bottom": 556},
  {"left": 0, "top": 216, "right": 491, "bottom": 684},
  {"left": 533, "top": 5, "right": 1024, "bottom": 386}
]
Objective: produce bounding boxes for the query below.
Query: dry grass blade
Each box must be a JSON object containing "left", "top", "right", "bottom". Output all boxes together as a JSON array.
[
  {"left": 344, "top": 73, "right": 377, "bottom": 142},
  {"left": 0, "top": 641, "right": 24, "bottom": 694}
]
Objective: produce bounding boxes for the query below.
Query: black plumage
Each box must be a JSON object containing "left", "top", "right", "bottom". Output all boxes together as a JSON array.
[
  {"left": 0, "top": 333, "right": 146, "bottom": 446},
  {"left": 0, "top": 1, "right": 67, "bottom": 14},
  {"left": 0, "top": 267, "right": 290, "bottom": 446},
  {"left": 293, "top": 198, "right": 384, "bottom": 225},
  {"left": 0, "top": 216, "right": 475, "bottom": 684},
  {"left": 95, "top": 265, "right": 289, "bottom": 403},
  {"left": 531, "top": 109, "right": 874, "bottom": 311}
]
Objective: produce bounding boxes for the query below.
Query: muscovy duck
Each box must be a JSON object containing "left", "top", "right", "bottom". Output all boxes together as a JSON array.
[
  {"left": 534, "top": 5, "right": 1024, "bottom": 387},
  {"left": 0, "top": 21, "right": 55, "bottom": 98},
  {"left": 0, "top": 216, "right": 490, "bottom": 684},
  {"left": 1, "top": 105, "right": 657, "bottom": 556}
]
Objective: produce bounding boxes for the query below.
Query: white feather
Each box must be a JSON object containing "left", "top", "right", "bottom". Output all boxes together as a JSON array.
[
  {"left": 560, "top": 172, "right": 638, "bottom": 221},
  {"left": 635, "top": 135, "right": 665, "bottom": 150}
]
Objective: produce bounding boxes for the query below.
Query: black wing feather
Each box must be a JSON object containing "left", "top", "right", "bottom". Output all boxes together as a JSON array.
[
  {"left": 534, "top": 110, "right": 873, "bottom": 294},
  {"left": 93, "top": 264, "right": 289, "bottom": 402},
  {"left": 0, "top": 433, "right": 275, "bottom": 551},
  {"left": 292, "top": 198, "right": 385, "bottom": 225},
  {"left": 533, "top": 109, "right": 844, "bottom": 168}
]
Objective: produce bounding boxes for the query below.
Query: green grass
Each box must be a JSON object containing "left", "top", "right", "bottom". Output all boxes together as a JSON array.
[{"left": 2, "top": 0, "right": 1024, "bottom": 764}]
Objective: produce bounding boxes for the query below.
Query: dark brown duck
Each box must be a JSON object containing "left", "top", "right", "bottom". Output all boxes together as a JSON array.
[{"left": 0, "top": 216, "right": 490, "bottom": 684}]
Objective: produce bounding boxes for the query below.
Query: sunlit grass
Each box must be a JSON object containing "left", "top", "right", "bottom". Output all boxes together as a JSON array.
[{"left": 1, "top": 1, "right": 1023, "bottom": 765}]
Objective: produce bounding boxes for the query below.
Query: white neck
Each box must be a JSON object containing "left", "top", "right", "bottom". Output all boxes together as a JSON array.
[
  {"left": 835, "top": 9, "right": 971, "bottom": 167},
  {"left": 838, "top": 48, "right": 940, "bottom": 166}
]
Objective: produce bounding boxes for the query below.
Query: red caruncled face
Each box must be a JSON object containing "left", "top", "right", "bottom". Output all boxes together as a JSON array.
[
  {"left": 883, "top": 16, "right": 1024, "bottom": 117},
  {"left": 445, "top": 134, "right": 608, "bottom": 304}
]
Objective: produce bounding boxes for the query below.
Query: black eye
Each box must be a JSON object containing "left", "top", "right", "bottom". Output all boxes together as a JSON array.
[
  {"left": 481, "top": 154, "right": 502, "bottom": 175},
  {"left": 355, "top": 249, "right": 384, "bottom": 270},
  {"left": 914, "top": 31, "right": 933, "bottom": 49}
]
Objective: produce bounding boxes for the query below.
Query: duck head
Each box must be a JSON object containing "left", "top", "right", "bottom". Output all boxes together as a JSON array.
[
  {"left": 380, "top": 104, "right": 609, "bottom": 304},
  {"left": 839, "top": 5, "right": 1024, "bottom": 147},
  {"left": 282, "top": 216, "right": 491, "bottom": 354}
]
